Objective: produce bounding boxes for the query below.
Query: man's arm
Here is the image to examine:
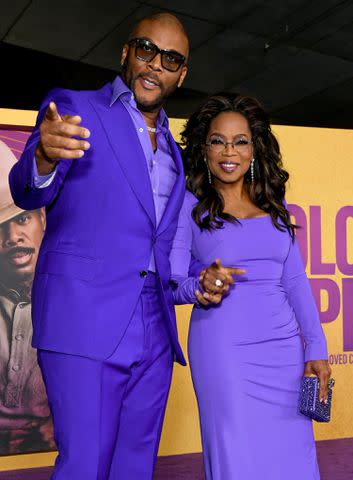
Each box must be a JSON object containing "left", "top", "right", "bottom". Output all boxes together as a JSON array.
[{"left": 9, "top": 93, "right": 90, "bottom": 210}]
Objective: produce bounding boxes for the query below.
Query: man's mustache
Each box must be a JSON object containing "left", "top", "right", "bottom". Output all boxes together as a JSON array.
[
  {"left": 138, "top": 73, "right": 162, "bottom": 88},
  {"left": 6, "top": 246, "right": 35, "bottom": 257}
]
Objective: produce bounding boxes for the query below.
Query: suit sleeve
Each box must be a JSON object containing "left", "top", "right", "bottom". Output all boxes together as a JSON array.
[
  {"left": 9, "top": 89, "right": 77, "bottom": 210},
  {"left": 282, "top": 237, "right": 328, "bottom": 362},
  {"left": 169, "top": 194, "right": 200, "bottom": 305}
]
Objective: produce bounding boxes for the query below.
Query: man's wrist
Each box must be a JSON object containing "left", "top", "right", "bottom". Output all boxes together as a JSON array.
[{"left": 35, "top": 143, "right": 57, "bottom": 175}]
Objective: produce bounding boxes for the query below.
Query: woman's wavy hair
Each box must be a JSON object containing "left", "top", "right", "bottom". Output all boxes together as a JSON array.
[{"left": 181, "top": 93, "right": 296, "bottom": 239}]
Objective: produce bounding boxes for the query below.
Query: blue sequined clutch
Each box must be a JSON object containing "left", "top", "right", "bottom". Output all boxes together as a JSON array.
[{"left": 299, "top": 376, "right": 335, "bottom": 422}]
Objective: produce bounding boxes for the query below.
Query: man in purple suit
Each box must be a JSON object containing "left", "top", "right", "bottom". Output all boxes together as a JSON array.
[{"left": 9, "top": 12, "right": 233, "bottom": 479}]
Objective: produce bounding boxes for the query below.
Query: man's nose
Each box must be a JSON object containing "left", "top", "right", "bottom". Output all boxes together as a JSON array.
[
  {"left": 148, "top": 52, "right": 163, "bottom": 71},
  {"left": 3, "top": 223, "right": 23, "bottom": 247}
]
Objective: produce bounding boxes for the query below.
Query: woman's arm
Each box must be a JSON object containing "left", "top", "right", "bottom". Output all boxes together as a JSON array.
[
  {"left": 282, "top": 237, "right": 328, "bottom": 362},
  {"left": 169, "top": 194, "right": 200, "bottom": 305},
  {"left": 170, "top": 193, "right": 245, "bottom": 305}
]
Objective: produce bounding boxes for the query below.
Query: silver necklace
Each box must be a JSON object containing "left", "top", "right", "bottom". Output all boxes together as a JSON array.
[{"left": 147, "top": 126, "right": 157, "bottom": 133}]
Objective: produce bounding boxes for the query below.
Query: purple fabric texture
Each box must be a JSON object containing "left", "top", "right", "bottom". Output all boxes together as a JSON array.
[
  {"left": 169, "top": 191, "right": 328, "bottom": 479},
  {"left": 38, "top": 274, "right": 173, "bottom": 479},
  {"left": 9, "top": 80, "right": 186, "bottom": 364}
]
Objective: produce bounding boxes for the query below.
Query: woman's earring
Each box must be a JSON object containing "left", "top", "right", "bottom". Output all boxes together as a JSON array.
[
  {"left": 204, "top": 156, "right": 212, "bottom": 184},
  {"left": 250, "top": 158, "right": 255, "bottom": 182}
]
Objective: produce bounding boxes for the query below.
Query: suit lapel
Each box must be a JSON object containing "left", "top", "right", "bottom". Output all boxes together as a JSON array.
[
  {"left": 157, "top": 133, "right": 185, "bottom": 235},
  {"left": 92, "top": 98, "right": 156, "bottom": 227}
]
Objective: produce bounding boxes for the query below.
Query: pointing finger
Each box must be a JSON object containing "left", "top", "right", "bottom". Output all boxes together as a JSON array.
[
  {"left": 227, "top": 267, "right": 246, "bottom": 276},
  {"left": 45, "top": 102, "right": 61, "bottom": 122}
]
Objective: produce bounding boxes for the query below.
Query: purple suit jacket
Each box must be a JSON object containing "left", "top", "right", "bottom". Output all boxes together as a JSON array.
[{"left": 9, "top": 83, "right": 186, "bottom": 365}]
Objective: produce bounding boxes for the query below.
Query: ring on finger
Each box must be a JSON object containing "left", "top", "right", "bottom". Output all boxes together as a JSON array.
[{"left": 215, "top": 278, "right": 223, "bottom": 287}]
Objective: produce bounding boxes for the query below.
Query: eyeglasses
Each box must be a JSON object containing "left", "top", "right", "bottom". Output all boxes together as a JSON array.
[
  {"left": 128, "top": 38, "right": 186, "bottom": 72},
  {"left": 205, "top": 136, "right": 253, "bottom": 153}
]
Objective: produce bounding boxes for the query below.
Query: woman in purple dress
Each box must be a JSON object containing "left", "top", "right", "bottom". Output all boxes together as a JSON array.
[{"left": 170, "top": 94, "right": 331, "bottom": 479}]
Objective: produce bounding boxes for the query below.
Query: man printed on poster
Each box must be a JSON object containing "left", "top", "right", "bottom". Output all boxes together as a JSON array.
[{"left": 0, "top": 139, "right": 55, "bottom": 454}]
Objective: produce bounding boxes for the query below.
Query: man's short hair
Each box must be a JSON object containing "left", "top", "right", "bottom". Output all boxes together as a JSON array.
[{"left": 128, "top": 12, "right": 190, "bottom": 55}]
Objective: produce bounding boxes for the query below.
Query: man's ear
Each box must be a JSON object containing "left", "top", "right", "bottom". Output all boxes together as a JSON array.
[
  {"left": 121, "top": 44, "right": 129, "bottom": 67},
  {"left": 177, "top": 65, "right": 188, "bottom": 88}
]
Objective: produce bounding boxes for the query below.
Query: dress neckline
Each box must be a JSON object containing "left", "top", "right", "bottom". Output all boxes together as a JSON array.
[{"left": 237, "top": 214, "right": 271, "bottom": 220}]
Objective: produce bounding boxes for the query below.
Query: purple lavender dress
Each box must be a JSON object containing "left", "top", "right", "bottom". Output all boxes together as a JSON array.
[{"left": 170, "top": 191, "right": 328, "bottom": 480}]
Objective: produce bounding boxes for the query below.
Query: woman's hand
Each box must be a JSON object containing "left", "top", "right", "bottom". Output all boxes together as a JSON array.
[
  {"left": 195, "top": 258, "right": 245, "bottom": 306},
  {"left": 304, "top": 360, "right": 332, "bottom": 403},
  {"left": 199, "top": 258, "right": 245, "bottom": 295}
]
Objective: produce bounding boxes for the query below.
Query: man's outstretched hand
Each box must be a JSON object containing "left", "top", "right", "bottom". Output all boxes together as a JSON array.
[{"left": 35, "top": 102, "right": 91, "bottom": 175}]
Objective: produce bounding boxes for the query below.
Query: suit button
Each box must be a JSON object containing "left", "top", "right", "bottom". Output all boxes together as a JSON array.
[
  {"left": 140, "top": 270, "right": 148, "bottom": 278},
  {"left": 24, "top": 183, "right": 31, "bottom": 192}
]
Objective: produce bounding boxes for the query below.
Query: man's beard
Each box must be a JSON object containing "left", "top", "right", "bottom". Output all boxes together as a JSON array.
[{"left": 121, "top": 60, "right": 179, "bottom": 112}]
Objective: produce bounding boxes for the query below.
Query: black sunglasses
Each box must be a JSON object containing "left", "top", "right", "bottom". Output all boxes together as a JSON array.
[{"left": 128, "top": 38, "right": 186, "bottom": 72}]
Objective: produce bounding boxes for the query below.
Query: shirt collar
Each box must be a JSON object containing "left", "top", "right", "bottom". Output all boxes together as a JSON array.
[
  {"left": 156, "top": 107, "right": 169, "bottom": 133},
  {"left": 110, "top": 75, "right": 169, "bottom": 132},
  {"left": 110, "top": 75, "right": 133, "bottom": 107},
  {"left": 0, "top": 282, "right": 24, "bottom": 303}
]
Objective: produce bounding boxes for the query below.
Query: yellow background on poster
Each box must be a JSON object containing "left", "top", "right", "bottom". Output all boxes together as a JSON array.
[{"left": 0, "top": 109, "right": 352, "bottom": 471}]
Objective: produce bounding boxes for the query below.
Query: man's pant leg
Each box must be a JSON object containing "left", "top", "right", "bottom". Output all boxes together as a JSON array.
[
  {"left": 38, "top": 273, "right": 174, "bottom": 479},
  {"left": 108, "top": 278, "right": 174, "bottom": 479}
]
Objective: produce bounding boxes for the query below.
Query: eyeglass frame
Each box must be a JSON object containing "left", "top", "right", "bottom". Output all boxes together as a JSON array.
[
  {"left": 205, "top": 137, "right": 253, "bottom": 152},
  {"left": 128, "top": 37, "right": 187, "bottom": 72}
]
